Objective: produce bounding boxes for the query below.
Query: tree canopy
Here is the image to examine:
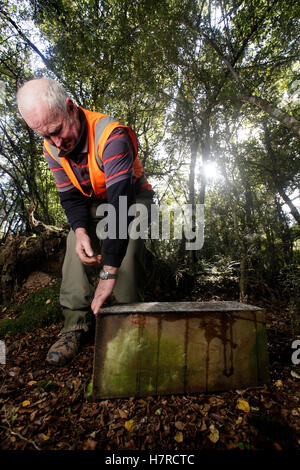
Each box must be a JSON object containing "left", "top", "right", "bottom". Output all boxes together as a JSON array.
[{"left": 0, "top": 0, "right": 299, "bottom": 301}]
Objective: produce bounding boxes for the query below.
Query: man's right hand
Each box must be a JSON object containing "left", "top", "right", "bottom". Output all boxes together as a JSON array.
[{"left": 75, "top": 228, "right": 102, "bottom": 266}]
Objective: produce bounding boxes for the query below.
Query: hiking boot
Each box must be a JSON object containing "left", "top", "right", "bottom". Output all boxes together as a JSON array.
[{"left": 46, "top": 330, "right": 84, "bottom": 366}]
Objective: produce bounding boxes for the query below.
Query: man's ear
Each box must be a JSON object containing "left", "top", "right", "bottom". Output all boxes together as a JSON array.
[{"left": 66, "top": 98, "right": 75, "bottom": 112}]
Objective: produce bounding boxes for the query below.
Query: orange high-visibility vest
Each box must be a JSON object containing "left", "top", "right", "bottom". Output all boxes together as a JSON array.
[{"left": 44, "top": 107, "right": 152, "bottom": 198}]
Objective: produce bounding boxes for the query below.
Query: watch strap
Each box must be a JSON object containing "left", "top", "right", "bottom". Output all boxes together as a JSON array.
[{"left": 99, "top": 268, "right": 118, "bottom": 280}]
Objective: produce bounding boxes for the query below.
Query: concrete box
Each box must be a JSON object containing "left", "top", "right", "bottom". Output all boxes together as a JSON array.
[{"left": 92, "top": 301, "right": 269, "bottom": 399}]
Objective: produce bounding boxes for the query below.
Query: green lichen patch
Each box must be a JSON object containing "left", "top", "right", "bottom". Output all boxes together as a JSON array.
[{"left": 100, "top": 326, "right": 185, "bottom": 397}]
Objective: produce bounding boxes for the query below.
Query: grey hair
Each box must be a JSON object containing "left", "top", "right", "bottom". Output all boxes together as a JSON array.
[
  {"left": 17, "top": 77, "right": 70, "bottom": 116},
  {"left": 42, "top": 78, "right": 69, "bottom": 115}
]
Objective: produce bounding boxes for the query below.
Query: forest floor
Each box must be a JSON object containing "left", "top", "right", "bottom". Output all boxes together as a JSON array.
[{"left": 0, "top": 272, "right": 299, "bottom": 452}]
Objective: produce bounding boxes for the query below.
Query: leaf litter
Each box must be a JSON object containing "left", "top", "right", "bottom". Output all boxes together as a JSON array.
[{"left": 0, "top": 304, "right": 300, "bottom": 451}]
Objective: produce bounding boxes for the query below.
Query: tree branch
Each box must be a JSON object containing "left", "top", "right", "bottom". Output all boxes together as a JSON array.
[{"left": 0, "top": 8, "right": 59, "bottom": 78}]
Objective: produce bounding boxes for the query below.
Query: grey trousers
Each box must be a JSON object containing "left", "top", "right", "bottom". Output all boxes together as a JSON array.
[{"left": 58, "top": 193, "right": 153, "bottom": 335}]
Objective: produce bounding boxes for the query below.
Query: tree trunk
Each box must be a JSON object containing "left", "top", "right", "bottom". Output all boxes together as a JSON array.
[
  {"left": 240, "top": 94, "right": 300, "bottom": 137},
  {"left": 188, "top": 140, "right": 199, "bottom": 271},
  {"left": 277, "top": 189, "right": 300, "bottom": 226},
  {"left": 232, "top": 205, "right": 248, "bottom": 302},
  {"left": 263, "top": 123, "right": 300, "bottom": 226}
]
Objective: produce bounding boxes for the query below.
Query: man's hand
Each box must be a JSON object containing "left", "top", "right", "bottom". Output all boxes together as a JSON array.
[
  {"left": 91, "top": 266, "right": 118, "bottom": 315},
  {"left": 75, "top": 228, "right": 102, "bottom": 265}
]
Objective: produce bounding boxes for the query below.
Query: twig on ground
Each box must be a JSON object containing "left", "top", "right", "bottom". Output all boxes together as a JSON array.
[{"left": 0, "top": 422, "right": 41, "bottom": 450}]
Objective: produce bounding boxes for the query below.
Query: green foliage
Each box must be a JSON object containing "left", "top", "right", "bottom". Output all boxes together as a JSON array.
[
  {"left": 278, "top": 263, "right": 300, "bottom": 335},
  {"left": 0, "top": 0, "right": 299, "bottom": 301},
  {"left": 38, "top": 379, "right": 59, "bottom": 392},
  {"left": 237, "top": 441, "right": 251, "bottom": 450},
  {"left": 0, "top": 281, "right": 62, "bottom": 338}
]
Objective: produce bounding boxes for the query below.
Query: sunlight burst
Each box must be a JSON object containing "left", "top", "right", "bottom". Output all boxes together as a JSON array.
[{"left": 203, "top": 161, "right": 221, "bottom": 180}]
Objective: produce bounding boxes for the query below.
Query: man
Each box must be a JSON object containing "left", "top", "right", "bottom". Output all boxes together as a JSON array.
[{"left": 17, "top": 77, "right": 154, "bottom": 366}]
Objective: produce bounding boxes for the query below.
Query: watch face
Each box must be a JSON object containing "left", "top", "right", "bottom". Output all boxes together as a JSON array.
[{"left": 100, "top": 269, "right": 108, "bottom": 280}]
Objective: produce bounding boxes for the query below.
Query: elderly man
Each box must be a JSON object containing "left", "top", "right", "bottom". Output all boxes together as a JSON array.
[{"left": 17, "top": 78, "right": 154, "bottom": 366}]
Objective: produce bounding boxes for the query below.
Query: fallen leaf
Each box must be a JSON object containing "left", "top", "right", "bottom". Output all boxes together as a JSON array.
[
  {"left": 291, "top": 370, "right": 300, "bottom": 379},
  {"left": 125, "top": 419, "right": 135, "bottom": 432},
  {"left": 273, "top": 442, "right": 282, "bottom": 451},
  {"left": 208, "top": 397, "right": 224, "bottom": 407},
  {"left": 164, "top": 424, "right": 170, "bottom": 434},
  {"left": 174, "top": 431, "right": 183, "bottom": 443},
  {"left": 236, "top": 399, "right": 250, "bottom": 413},
  {"left": 250, "top": 406, "right": 260, "bottom": 411},
  {"left": 155, "top": 409, "right": 161, "bottom": 416},
  {"left": 208, "top": 424, "right": 219, "bottom": 443},
  {"left": 200, "top": 403, "right": 211, "bottom": 415},
  {"left": 236, "top": 416, "right": 243, "bottom": 425},
  {"left": 45, "top": 299, "right": 51, "bottom": 304},
  {"left": 22, "top": 400, "right": 31, "bottom": 407},
  {"left": 30, "top": 410, "right": 38, "bottom": 422},
  {"left": 27, "top": 381, "right": 37, "bottom": 386},
  {"left": 118, "top": 409, "right": 128, "bottom": 419},
  {"left": 42, "top": 434, "right": 50, "bottom": 441},
  {"left": 264, "top": 401, "right": 274, "bottom": 409},
  {"left": 33, "top": 398, "right": 47, "bottom": 406},
  {"left": 83, "top": 439, "right": 97, "bottom": 450},
  {"left": 8, "top": 367, "right": 20, "bottom": 377},
  {"left": 275, "top": 380, "right": 283, "bottom": 388},
  {"left": 175, "top": 421, "right": 185, "bottom": 430},
  {"left": 199, "top": 420, "right": 207, "bottom": 431}
]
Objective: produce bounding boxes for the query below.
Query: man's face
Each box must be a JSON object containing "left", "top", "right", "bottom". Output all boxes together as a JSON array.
[{"left": 25, "top": 98, "right": 81, "bottom": 152}]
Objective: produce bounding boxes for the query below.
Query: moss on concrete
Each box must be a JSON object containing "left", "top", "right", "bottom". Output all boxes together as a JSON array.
[
  {"left": 100, "top": 326, "right": 185, "bottom": 396},
  {"left": 0, "top": 281, "right": 63, "bottom": 338}
]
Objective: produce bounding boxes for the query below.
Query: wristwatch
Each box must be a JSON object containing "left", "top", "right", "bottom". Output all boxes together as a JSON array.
[{"left": 99, "top": 268, "right": 118, "bottom": 280}]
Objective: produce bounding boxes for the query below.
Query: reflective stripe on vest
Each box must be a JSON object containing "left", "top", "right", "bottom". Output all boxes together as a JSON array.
[{"left": 94, "top": 116, "right": 119, "bottom": 171}]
